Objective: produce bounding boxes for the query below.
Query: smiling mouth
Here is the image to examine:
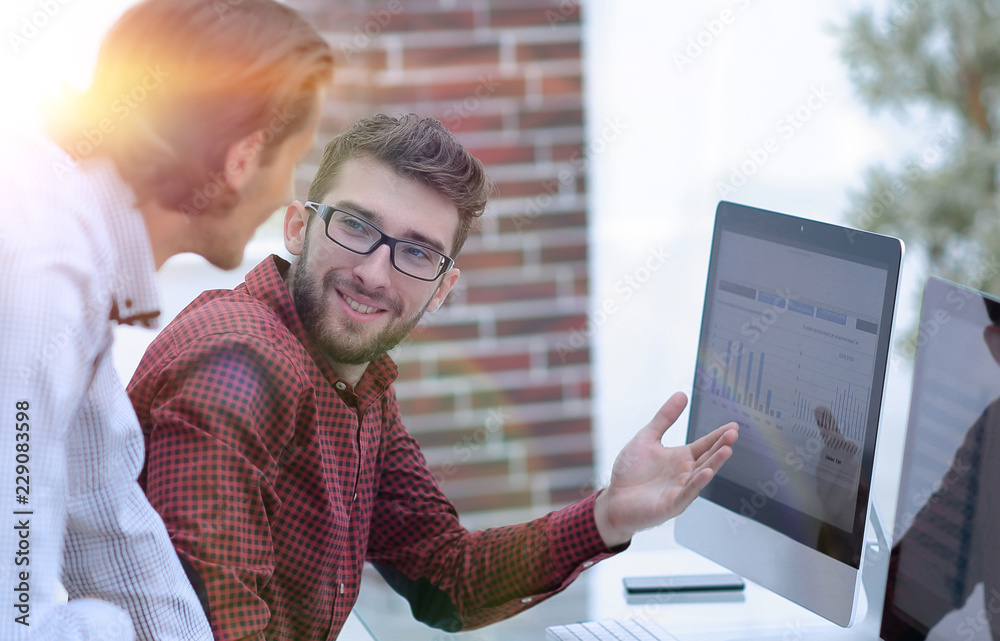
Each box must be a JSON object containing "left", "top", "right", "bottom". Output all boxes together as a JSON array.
[{"left": 342, "top": 293, "right": 381, "bottom": 315}]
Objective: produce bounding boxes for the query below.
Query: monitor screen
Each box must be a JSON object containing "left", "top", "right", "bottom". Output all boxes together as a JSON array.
[
  {"left": 881, "top": 277, "right": 1000, "bottom": 641},
  {"left": 676, "top": 201, "right": 902, "bottom": 627}
]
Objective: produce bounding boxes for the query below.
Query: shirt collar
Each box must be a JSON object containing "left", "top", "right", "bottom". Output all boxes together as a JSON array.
[
  {"left": 243, "top": 255, "right": 399, "bottom": 399},
  {"left": 86, "top": 158, "right": 161, "bottom": 328}
]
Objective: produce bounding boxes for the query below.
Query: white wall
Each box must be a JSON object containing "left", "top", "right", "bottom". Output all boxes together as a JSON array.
[{"left": 583, "top": 0, "right": 931, "bottom": 548}]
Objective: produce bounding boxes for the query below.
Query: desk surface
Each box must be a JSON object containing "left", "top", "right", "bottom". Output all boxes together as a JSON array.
[{"left": 352, "top": 533, "right": 868, "bottom": 641}]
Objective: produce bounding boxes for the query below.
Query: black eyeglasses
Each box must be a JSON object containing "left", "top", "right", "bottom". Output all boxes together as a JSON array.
[{"left": 305, "top": 201, "right": 455, "bottom": 281}]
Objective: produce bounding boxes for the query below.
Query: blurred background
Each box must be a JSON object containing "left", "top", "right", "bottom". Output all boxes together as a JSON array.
[{"left": 2, "top": 0, "right": 993, "bottom": 633}]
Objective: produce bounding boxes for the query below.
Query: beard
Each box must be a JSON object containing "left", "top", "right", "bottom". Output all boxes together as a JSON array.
[{"left": 288, "top": 247, "right": 431, "bottom": 366}]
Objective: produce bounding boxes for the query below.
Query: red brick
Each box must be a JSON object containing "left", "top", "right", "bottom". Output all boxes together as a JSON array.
[
  {"left": 466, "top": 281, "right": 558, "bottom": 304},
  {"left": 437, "top": 353, "right": 532, "bottom": 377},
  {"left": 551, "top": 143, "right": 585, "bottom": 162},
  {"left": 517, "top": 42, "right": 580, "bottom": 62},
  {"left": 542, "top": 74, "right": 583, "bottom": 97},
  {"left": 374, "top": 83, "right": 425, "bottom": 104},
  {"left": 428, "top": 76, "right": 526, "bottom": 102},
  {"left": 333, "top": 48, "right": 387, "bottom": 71},
  {"left": 495, "top": 313, "right": 585, "bottom": 337},
  {"left": 551, "top": 485, "right": 594, "bottom": 505},
  {"left": 540, "top": 243, "right": 587, "bottom": 264},
  {"left": 519, "top": 107, "right": 583, "bottom": 129},
  {"left": 412, "top": 426, "right": 481, "bottom": 449},
  {"left": 472, "top": 384, "right": 565, "bottom": 408},
  {"left": 490, "top": 7, "right": 580, "bottom": 27},
  {"left": 549, "top": 346, "right": 589, "bottom": 367},
  {"left": 454, "top": 249, "right": 523, "bottom": 271},
  {"left": 467, "top": 144, "right": 536, "bottom": 165},
  {"left": 449, "top": 489, "right": 533, "bottom": 513},
  {"left": 397, "top": 393, "right": 455, "bottom": 416},
  {"left": 527, "top": 450, "right": 593, "bottom": 472},
  {"left": 498, "top": 210, "right": 586, "bottom": 234},
  {"left": 432, "top": 460, "right": 511, "bottom": 483},
  {"left": 402, "top": 321, "right": 480, "bottom": 343},
  {"left": 394, "top": 360, "right": 423, "bottom": 381},
  {"left": 495, "top": 178, "right": 560, "bottom": 199},
  {"left": 382, "top": 11, "right": 478, "bottom": 33},
  {"left": 405, "top": 44, "right": 500, "bottom": 68},
  {"left": 505, "top": 417, "right": 591, "bottom": 439},
  {"left": 443, "top": 113, "right": 506, "bottom": 134}
]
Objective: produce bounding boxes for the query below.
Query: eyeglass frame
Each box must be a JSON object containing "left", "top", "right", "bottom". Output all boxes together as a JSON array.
[{"left": 304, "top": 201, "right": 456, "bottom": 282}]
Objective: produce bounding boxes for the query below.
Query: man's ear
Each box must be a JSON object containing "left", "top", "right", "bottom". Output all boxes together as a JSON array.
[
  {"left": 224, "top": 129, "right": 266, "bottom": 193},
  {"left": 427, "top": 267, "right": 460, "bottom": 312},
  {"left": 284, "top": 200, "right": 309, "bottom": 256}
]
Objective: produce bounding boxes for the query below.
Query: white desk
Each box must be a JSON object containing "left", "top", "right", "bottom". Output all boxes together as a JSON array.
[
  {"left": 582, "top": 546, "right": 864, "bottom": 641},
  {"left": 353, "top": 534, "right": 874, "bottom": 640}
]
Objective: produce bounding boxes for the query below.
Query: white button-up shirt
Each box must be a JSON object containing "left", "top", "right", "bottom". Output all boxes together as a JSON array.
[{"left": 0, "top": 132, "right": 213, "bottom": 641}]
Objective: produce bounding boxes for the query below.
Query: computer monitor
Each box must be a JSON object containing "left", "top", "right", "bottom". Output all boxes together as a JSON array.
[
  {"left": 880, "top": 277, "right": 1000, "bottom": 641},
  {"left": 675, "top": 202, "right": 903, "bottom": 631}
]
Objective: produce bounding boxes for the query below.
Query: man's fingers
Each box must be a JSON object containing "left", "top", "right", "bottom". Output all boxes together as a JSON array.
[
  {"left": 692, "top": 434, "right": 736, "bottom": 478},
  {"left": 642, "top": 392, "right": 689, "bottom": 440},
  {"left": 689, "top": 421, "right": 739, "bottom": 462},
  {"left": 672, "top": 446, "right": 733, "bottom": 511}
]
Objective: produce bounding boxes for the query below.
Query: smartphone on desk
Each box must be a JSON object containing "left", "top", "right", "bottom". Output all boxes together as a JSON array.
[{"left": 623, "top": 572, "right": 745, "bottom": 594}]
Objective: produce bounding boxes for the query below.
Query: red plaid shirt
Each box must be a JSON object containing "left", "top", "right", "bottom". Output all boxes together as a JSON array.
[{"left": 128, "top": 256, "right": 618, "bottom": 641}]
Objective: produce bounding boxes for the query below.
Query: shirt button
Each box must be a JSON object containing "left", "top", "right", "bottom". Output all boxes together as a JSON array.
[
  {"left": 582, "top": 561, "right": 594, "bottom": 568},
  {"left": 335, "top": 382, "right": 347, "bottom": 391},
  {"left": 520, "top": 597, "right": 532, "bottom": 604},
  {"left": 340, "top": 583, "right": 346, "bottom": 594}
]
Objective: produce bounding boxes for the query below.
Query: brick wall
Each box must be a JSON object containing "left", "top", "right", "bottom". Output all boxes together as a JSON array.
[{"left": 287, "top": 0, "right": 592, "bottom": 525}]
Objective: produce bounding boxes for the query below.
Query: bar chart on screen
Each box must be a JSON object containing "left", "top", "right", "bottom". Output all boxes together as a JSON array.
[{"left": 695, "top": 275, "right": 877, "bottom": 478}]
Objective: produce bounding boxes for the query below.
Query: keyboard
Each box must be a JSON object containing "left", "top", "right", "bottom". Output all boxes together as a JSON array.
[{"left": 545, "top": 618, "right": 679, "bottom": 641}]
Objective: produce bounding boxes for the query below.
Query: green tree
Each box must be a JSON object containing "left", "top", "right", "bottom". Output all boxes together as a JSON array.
[{"left": 838, "top": 0, "right": 1000, "bottom": 294}]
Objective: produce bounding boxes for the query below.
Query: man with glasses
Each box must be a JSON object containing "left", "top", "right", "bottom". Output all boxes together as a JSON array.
[
  {"left": 0, "top": 1, "right": 332, "bottom": 639},
  {"left": 127, "top": 114, "right": 739, "bottom": 640}
]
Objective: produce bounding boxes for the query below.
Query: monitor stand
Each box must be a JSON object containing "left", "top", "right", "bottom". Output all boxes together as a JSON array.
[{"left": 721, "top": 500, "right": 890, "bottom": 641}]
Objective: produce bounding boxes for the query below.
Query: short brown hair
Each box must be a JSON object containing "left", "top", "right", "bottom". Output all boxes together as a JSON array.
[
  {"left": 53, "top": 0, "right": 333, "bottom": 213},
  {"left": 307, "top": 114, "right": 494, "bottom": 257}
]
